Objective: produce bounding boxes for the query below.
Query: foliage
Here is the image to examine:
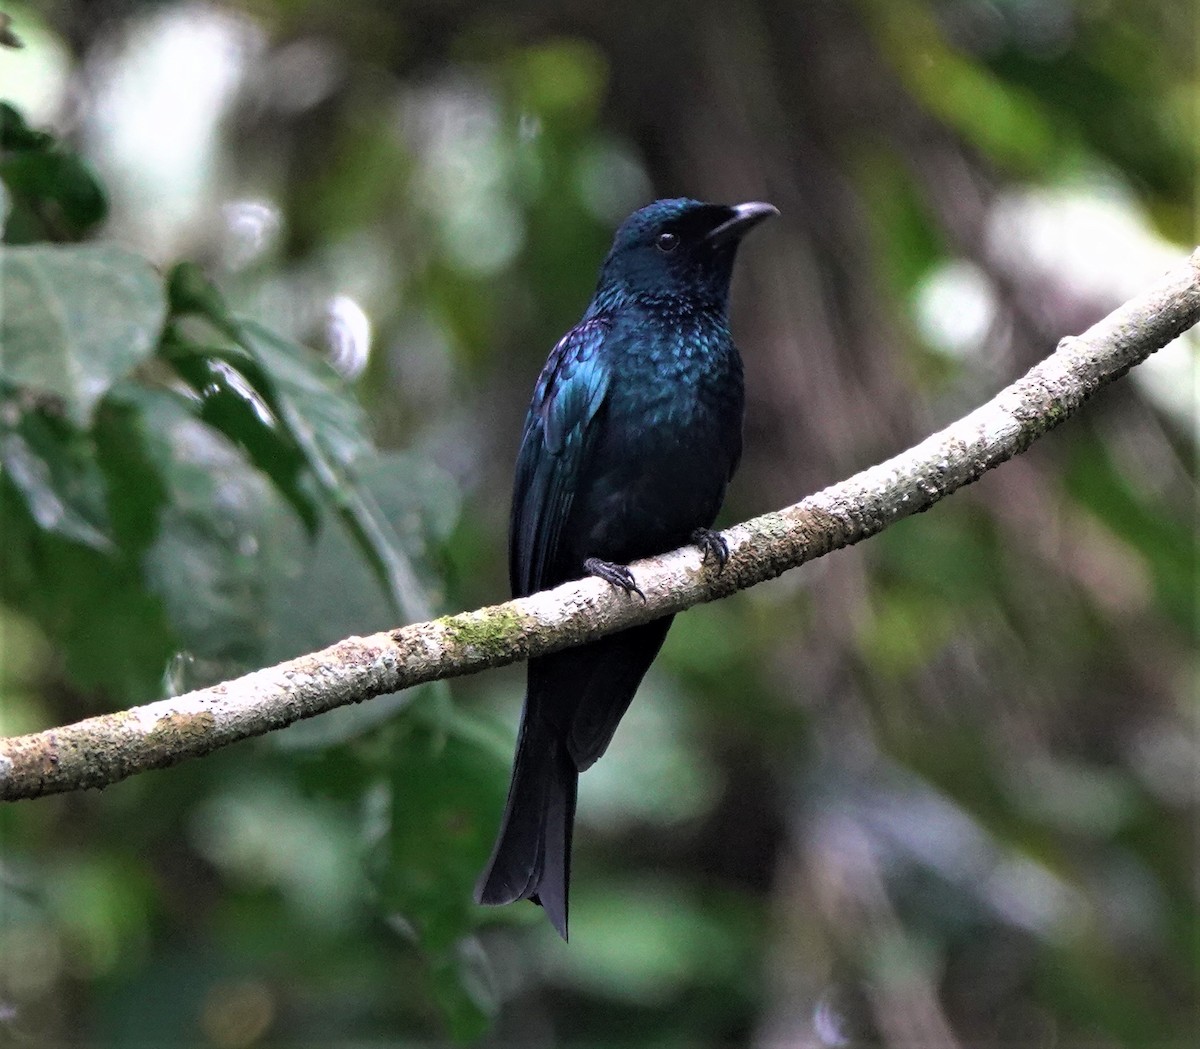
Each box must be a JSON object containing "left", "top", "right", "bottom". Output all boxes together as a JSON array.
[
  {"left": 0, "top": 2, "right": 1196, "bottom": 1046},
  {"left": 1, "top": 102, "right": 494, "bottom": 1038}
]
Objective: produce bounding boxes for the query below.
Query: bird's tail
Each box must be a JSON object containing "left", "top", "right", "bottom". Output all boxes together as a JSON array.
[{"left": 474, "top": 713, "right": 578, "bottom": 940}]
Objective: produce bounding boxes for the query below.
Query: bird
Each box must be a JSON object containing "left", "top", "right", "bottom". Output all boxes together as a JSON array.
[{"left": 475, "top": 197, "right": 778, "bottom": 939}]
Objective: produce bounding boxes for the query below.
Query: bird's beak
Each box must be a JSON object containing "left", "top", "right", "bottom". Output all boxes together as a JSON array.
[{"left": 705, "top": 201, "right": 779, "bottom": 246}]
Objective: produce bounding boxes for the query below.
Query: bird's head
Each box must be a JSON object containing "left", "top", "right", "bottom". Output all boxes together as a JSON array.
[{"left": 594, "top": 197, "right": 778, "bottom": 310}]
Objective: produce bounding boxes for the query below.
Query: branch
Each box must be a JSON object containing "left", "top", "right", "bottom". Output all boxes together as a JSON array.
[{"left": 3, "top": 251, "right": 1198, "bottom": 802}]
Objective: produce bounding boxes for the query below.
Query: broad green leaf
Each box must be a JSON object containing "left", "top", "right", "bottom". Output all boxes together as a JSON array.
[
  {"left": 377, "top": 716, "right": 509, "bottom": 953},
  {"left": 0, "top": 391, "right": 176, "bottom": 704},
  {"left": 234, "top": 317, "right": 371, "bottom": 475},
  {"left": 0, "top": 245, "right": 166, "bottom": 424},
  {"left": 0, "top": 473, "right": 177, "bottom": 704},
  {"left": 0, "top": 393, "right": 112, "bottom": 550},
  {"left": 0, "top": 103, "right": 109, "bottom": 242},
  {"left": 268, "top": 452, "right": 460, "bottom": 749},
  {"left": 165, "top": 263, "right": 431, "bottom": 624},
  {"left": 0, "top": 152, "right": 108, "bottom": 238},
  {"left": 164, "top": 342, "right": 320, "bottom": 535},
  {"left": 215, "top": 323, "right": 430, "bottom": 624},
  {"left": 165, "top": 260, "right": 234, "bottom": 328},
  {"left": 108, "top": 385, "right": 283, "bottom": 684},
  {"left": 370, "top": 713, "right": 507, "bottom": 1040},
  {"left": 0, "top": 103, "right": 53, "bottom": 152},
  {"left": 92, "top": 395, "right": 170, "bottom": 555},
  {"left": 426, "top": 938, "right": 497, "bottom": 1043}
]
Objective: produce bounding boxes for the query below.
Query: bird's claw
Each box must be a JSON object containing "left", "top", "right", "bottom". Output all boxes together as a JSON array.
[
  {"left": 691, "top": 528, "right": 729, "bottom": 571},
  {"left": 584, "top": 557, "right": 646, "bottom": 602}
]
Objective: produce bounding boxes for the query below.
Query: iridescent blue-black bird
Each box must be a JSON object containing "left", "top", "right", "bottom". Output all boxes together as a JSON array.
[{"left": 475, "top": 197, "right": 777, "bottom": 939}]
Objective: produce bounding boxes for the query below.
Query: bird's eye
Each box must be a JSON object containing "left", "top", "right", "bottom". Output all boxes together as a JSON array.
[{"left": 655, "top": 232, "right": 679, "bottom": 253}]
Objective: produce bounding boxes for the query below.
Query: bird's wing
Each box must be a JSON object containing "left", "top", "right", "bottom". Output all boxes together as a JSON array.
[{"left": 510, "top": 316, "right": 612, "bottom": 597}]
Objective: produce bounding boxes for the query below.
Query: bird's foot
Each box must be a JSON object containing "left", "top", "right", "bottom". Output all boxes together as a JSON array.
[
  {"left": 691, "top": 528, "right": 730, "bottom": 571},
  {"left": 584, "top": 557, "right": 646, "bottom": 602}
]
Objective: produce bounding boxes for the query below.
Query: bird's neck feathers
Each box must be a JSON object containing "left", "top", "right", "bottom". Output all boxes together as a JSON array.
[{"left": 589, "top": 260, "right": 737, "bottom": 321}]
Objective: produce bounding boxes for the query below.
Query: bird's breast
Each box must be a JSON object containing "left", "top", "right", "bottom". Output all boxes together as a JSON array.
[
  {"left": 620, "top": 324, "right": 743, "bottom": 438},
  {"left": 567, "top": 324, "right": 744, "bottom": 564}
]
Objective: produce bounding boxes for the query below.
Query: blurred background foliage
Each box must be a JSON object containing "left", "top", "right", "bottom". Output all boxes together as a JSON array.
[{"left": 0, "top": 0, "right": 1195, "bottom": 1045}]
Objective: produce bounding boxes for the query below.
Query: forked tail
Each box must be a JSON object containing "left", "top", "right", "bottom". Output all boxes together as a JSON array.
[{"left": 475, "top": 716, "right": 578, "bottom": 940}]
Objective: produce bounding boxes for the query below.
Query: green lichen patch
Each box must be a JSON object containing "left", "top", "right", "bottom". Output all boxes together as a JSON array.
[{"left": 436, "top": 606, "right": 532, "bottom": 664}]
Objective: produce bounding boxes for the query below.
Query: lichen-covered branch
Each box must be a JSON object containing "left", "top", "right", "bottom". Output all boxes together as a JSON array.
[{"left": 2, "top": 250, "right": 1198, "bottom": 802}]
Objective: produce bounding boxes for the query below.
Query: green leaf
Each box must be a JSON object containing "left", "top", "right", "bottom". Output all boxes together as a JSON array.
[
  {"left": 0, "top": 152, "right": 108, "bottom": 237},
  {"left": 164, "top": 342, "right": 320, "bottom": 535},
  {"left": 427, "top": 938, "right": 497, "bottom": 1043},
  {"left": 92, "top": 395, "right": 171, "bottom": 555},
  {"left": 0, "top": 476, "right": 177, "bottom": 704},
  {"left": 233, "top": 317, "right": 371, "bottom": 474},
  {"left": 267, "top": 452, "right": 461, "bottom": 749},
  {"left": 377, "top": 717, "right": 510, "bottom": 952},
  {"left": 166, "top": 261, "right": 239, "bottom": 337},
  {"left": 107, "top": 384, "right": 284, "bottom": 682},
  {"left": 1, "top": 104, "right": 109, "bottom": 242},
  {"left": 0, "top": 103, "right": 53, "bottom": 152},
  {"left": 222, "top": 322, "right": 430, "bottom": 623},
  {"left": 0, "top": 392, "right": 113, "bottom": 550},
  {"left": 370, "top": 713, "right": 508, "bottom": 1040},
  {"left": 0, "top": 245, "right": 166, "bottom": 424},
  {"left": 165, "top": 263, "right": 432, "bottom": 624}
]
